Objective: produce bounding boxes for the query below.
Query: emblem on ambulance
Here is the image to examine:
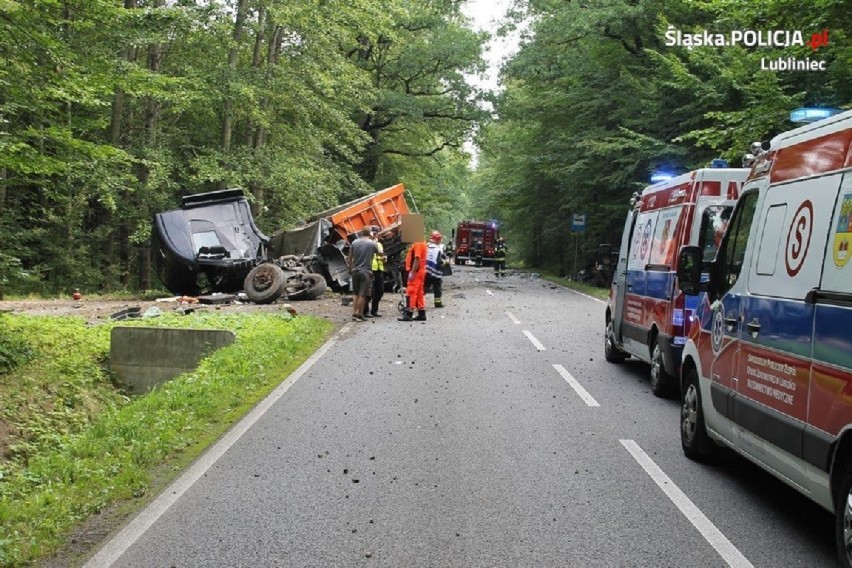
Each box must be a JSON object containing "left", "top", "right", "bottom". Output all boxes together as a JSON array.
[
  {"left": 833, "top": 193, "right": 852, "bottom": 268},
  {"left": 639, "top": 220, "right": 652, "bottom": 261},
  {"left": 711, "top": 305, "right": 725, "bottom": 355},
  {"left": 785, "top": 200, "right": 813, "bottom": 277}
]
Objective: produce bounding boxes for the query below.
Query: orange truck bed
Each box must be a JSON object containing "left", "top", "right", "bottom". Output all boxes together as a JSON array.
[{"left": 312, "top": 183, "right": 410, "bottom": 242}]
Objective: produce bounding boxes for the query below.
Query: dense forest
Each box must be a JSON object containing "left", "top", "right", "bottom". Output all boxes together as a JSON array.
[
  {"left": 0, "top": 0, "right": 849, "bottom": 296},
  {"left": 475, "top": 0, "right": 850, "bottom": 275}
]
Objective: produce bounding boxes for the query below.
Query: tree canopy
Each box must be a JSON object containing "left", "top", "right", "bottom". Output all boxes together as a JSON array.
[
  {"left": 0, "top": 0, "right": 486, "bottom": 296},
  {"left": 474, "top": 0, "right": 849, "bottom": 275}
]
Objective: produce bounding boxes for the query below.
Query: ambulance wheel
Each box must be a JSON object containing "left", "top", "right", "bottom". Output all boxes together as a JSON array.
[
  {"left": 681, "top": 368, "right": 712, "bottom": 461},
  {"left": 650, "top": 342, "right": 676, "bottom": 398},
  {"left": 835, "top": 465, "right": 852, "bottom": 568},
  {"left": 604, "top": 320, "right": 626, "bottom": 363}
]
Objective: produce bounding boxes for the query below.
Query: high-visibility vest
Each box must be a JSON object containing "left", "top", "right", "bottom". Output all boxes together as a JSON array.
[{"left": 371, "top": 241, "right": 385, "bottom": 271}]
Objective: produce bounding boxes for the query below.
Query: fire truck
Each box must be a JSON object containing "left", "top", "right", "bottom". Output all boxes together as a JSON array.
[{"left": 452, "top": 220, "right": 499, "bottom": 266}]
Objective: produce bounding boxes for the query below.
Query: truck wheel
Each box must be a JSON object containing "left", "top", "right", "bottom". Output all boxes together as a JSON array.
[
  {"left": 681, "top": 368, "right": 712, "bottom": 460},
  {"left": 285, "top": 273, "right": 327, "bottom": 301},
  {"left": 835, "top": 465, "right": 852, "bottom": 568},
  {"left": 604, "top": 320, "right": 627, "bottom": 363},
  {"left": 244, "top": 264, "right": 286, "bottom": 304},
  {"left": 650, "top": 342, "right": 676, "bottom": 398}
]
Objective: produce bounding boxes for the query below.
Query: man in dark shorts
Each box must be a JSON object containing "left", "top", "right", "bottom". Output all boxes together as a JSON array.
[{"left": 347, "top": 227, "right": 379, "bottom": 321}]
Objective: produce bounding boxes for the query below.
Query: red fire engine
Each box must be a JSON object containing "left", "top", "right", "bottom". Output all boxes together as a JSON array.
[{"left": 452, "top": 220, "right": 499, "bottom": 266}]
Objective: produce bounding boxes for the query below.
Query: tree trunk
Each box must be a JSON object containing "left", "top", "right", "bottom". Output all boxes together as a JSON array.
[{"left": 220, "top": 0, "right": 249, "bottom": 162}]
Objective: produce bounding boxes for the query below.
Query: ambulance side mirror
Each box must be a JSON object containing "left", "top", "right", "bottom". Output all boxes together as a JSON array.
[{"left": 677, "top": 246, "right": 703, "bottom": 295}]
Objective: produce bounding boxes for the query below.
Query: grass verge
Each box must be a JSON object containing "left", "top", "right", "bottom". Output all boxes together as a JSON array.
[{"left": 0, "top": 312, "right": 333, "bottom": 566}]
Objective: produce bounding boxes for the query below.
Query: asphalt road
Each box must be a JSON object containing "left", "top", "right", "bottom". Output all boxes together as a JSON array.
[{"left": 85, "top": 265, "right": 837, "bottom": 567}]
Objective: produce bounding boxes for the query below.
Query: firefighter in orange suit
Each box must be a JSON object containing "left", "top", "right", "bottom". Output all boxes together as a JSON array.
[{"left": 399, "top": 239, "right": 428, "bottom": 321}]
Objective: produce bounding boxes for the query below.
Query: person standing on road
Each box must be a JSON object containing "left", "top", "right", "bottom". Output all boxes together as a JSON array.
[
  {"left": 493, "top": 237, "right": 507, "bottom": 277},
  {"left": 347, "top": 226, "right": 378, "bottom": 322},
  {"left": 425, "top": 230, "right": 447, "bottom": 308},
  {"left": 399, "top": 237, "right": 428, "bottom": 322},
  {"left": 363, "top": 227, "right": 386, "bottom": 318}
]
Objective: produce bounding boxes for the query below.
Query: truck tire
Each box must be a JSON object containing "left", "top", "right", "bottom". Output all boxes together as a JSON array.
[
  {"left": 243, "top": 263, "right": 286, "bottom": 304},
  {"left": 835, "top": 464, "right": 852, "bottom": 568},
  {"left": 650, "top": 341, "right": 676, "bottom": 398},
  {"left": 681, "top": 368, "right": 713, "bottom": 461},
  {"left": 604, "top": 320, "right": 627, "bottom": 363},
  {"left": 285, "top": 273, "right": 327, "bottom": 301}
]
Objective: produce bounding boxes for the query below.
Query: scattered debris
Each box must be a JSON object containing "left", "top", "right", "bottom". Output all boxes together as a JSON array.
[{"left": 110, "top": 307, "right": 142, "bottom": 321}]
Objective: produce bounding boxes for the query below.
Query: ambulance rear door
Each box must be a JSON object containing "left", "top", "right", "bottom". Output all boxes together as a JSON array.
[{"left": 612, "top": 207, "right": 639, "bottom": 341}]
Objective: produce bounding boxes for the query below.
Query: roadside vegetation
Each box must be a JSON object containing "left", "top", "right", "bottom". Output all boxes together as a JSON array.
[{"left": 0, "top": 312, "right": 333, "bottom": 566}]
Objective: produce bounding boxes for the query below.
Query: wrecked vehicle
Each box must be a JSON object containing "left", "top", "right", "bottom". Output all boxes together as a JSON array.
[{"left": 151, "top": 184, "right": 411, "bottom": 303}]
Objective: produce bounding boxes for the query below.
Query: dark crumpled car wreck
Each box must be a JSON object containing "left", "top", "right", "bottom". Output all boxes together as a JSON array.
[{"left": 151, "top": 189, "right": 327, "bottom": 303}]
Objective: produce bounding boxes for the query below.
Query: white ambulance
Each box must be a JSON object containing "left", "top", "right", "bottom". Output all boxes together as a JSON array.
[
  {"left": 605, "top": 166, "right": 748, "bottom": 397},
  {"left": 676, "top": 109, "right": 852, "bottom": 565}
]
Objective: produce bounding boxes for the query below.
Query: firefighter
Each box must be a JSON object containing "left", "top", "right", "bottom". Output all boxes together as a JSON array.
[
  {"left": 425, "top": 230, "right": 448, "bottom": 308},
  {"left": 473, "top": 239, "right": 483, "bottom": 267},
  {"left": 494, "top": 237, "right": 507, "bottom": 277},
  {"left": 399, "top": 237, "right": 428, "bottom": 321}
]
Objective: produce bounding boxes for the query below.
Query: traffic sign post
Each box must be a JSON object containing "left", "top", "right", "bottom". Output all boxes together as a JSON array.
[{"left": 571, "top": 213, "right": 586, "bottom": 279}]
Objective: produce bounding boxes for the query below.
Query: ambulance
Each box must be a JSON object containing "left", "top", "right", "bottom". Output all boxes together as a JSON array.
[
  {"left": 676, "top": 109, "right": 852, "bottom": 566},
  {"left": 605, "top": 166, "right": 748, "bottom": 397}
]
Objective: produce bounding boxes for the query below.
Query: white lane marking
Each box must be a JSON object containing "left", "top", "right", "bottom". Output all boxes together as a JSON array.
[
  {"left": 553, "top": 364, "right": 599, "bottom": 407},
  {"left": 567, "top": 288, "right": 607, "bottom": 304},
  {"left": 84, "top": 328, "right": 347, "bottom": 568},
  {"left": 486, "top": 289, "right": 493, "bottom": 296},
  {"left": 506, "top": 311, "right": 521, "bottom": 324},
  {"left": 522, "top": 330, "right": 546, "bottom": 351},
  {"left": 620, "top": 440, "right": 754, "bottom": 568}
]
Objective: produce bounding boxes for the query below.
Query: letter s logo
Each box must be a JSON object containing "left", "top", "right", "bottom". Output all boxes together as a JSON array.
[{"left": 785, "top": 200, "right": 813, "bottom": 277}]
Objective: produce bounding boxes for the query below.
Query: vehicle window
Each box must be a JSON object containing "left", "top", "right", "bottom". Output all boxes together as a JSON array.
[
  {"left": 471, "top": 229, "right": 484, "bottom": 241},
  {"left": 698, "top": 206, "right": 732, "bottom": 261},
  {"left": 719, "top": 191, "right": 758, "bottom": 295},
  {"left": 192, "top": 230, "right": 222, "bottom": 253},
  {"left": 649, "top": 207, "right": 682, "bottom": 267},
  {"left": 628, "top": 211, "right": 659, "bottom": 271},
  {"left": 756, "top": 204, "right": 787, "bottom": 275}
]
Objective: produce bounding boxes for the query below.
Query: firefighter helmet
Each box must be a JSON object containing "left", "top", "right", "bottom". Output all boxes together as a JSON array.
[{"left": 430, "top": 230, "right": 442, "bottom": 242}]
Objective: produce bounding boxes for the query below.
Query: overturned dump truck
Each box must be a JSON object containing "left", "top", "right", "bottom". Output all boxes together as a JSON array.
[{"left": 151, "top": 184, "right": 411, "bottom": 303}]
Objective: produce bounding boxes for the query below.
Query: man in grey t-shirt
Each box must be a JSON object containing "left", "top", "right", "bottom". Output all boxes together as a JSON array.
[{"left": 347, "top": 227, "right": 379, "bottom": 321}]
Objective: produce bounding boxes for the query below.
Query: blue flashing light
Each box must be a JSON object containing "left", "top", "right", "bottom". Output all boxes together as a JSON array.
[
  {"left": 650, "top": 172, "right": 674, "bottom": 183},
  {"left": 789, "top": 107, "right": 841, "bottom": 124},
  {"left": 710, "top": 158, "right": 729, "bottom": 168}
]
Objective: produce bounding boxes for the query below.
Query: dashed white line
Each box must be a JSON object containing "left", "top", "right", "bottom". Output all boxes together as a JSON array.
[
  {"left": 620, "top": 440, "right": 754, "bottom": 568},
  {"left": 522, "top": 330, "right": 546, "bottom": 351},
  {"left": 552, "top": 364, "right": 599, "bottom": 407},
  {"left": 505, "top": 311, "right": 521, "bottom": 324},
  {"left": 84, "top": 328, "right": 347, "bottom": 567},
  {"left": 486, "top": 289, "right": 494, "bottom": 296}
]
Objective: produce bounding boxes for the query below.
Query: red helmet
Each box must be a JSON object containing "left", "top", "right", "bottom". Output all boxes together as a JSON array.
[{"left": 430, "top": 230, "right": 442, "bottom": 242}]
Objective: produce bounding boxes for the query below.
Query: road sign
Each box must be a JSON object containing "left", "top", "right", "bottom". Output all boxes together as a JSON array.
[{"left": 571, "top": 213, "right": 587, "bottom": 233}]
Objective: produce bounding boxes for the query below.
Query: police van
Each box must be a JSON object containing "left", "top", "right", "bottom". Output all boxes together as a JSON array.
[
  {"left": 605, "top": 166, "right": 749, "bottom": 396},
  {"left": 676, "top": 109, "right": 852, "bottom": 566}
]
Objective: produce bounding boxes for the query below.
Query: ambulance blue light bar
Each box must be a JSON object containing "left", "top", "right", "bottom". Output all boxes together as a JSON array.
[
  {"left": 710, "top": 158, "right": 729, "bottom": 168},
  {"left": 650, "top": 172, "right": 674, "bottom": 183},
  {"left": 789, "top": 107, "right": 841, "bottom": 123}
]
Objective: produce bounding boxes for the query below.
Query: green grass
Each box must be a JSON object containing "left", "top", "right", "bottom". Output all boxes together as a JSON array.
[
  {"left": 0, "top": 312, "right": 333, "bottom": 566},
  {"left": 542, "top": 274, "right": 610, "bottom": 300}
]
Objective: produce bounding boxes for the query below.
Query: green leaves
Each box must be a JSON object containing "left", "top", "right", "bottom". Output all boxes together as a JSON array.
[{"left": 476, "top": 0, "right": 849, "bottom": 274}]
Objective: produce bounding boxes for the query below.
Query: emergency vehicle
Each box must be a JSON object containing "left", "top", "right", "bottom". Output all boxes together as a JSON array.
[
  {"left": 605, "top": 166, "right": 748, "bottom": 396},
  {"left": 453, "top": 220, "right": 499, "bottom": 266},
  {"left": 676, "top": 110, "right": 852, "bottom": 566}
]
